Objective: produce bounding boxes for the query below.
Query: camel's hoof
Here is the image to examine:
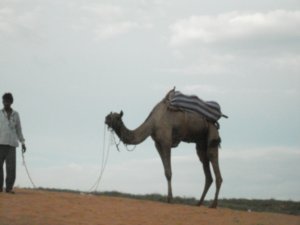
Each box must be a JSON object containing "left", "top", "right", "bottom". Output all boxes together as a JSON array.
[
  {"left": 197, "top": 201, "right": 203, "bottom": 207},
  {"left": 209, "top": 203, "right": 218, "bottom": 209},
  {"left": 166, "top": 194, "right": 173, "bottom": 204}
]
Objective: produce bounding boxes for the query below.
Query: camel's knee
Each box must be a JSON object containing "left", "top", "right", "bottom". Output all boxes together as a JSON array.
[
  {"left": 207, "top": 175, "right": 213, "bottom": 185},
  {"left": 203, "top": 164, "right": 213, "bottom": 183},
  {"left": 207, "top": 150, "right": 222, "bottom": 188},
  {"left": 216, "top": 176, "right": 223, "bottom": 188},
  {"left": 164, "top": 168, "right": 172, "bottom": 181},
  {"left": 204, "top": 176, "right": 213, "bottom": 190}
]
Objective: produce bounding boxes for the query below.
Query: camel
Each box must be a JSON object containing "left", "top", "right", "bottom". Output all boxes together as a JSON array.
[{"left": 105, "top": 89, "right": 224, "bottom": 208}]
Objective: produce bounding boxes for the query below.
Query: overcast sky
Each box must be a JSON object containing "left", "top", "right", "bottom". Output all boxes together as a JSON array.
[{"left": 1, "top": 0, "right": 300, "bottom": 201}]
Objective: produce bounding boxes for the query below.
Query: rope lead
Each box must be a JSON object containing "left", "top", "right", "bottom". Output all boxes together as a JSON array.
[
  {"left": 89, "top": 125, "right": 111, "bottom": 193},
  {"left": 22, "top": 152, "right": 37, "bottom": 189}
]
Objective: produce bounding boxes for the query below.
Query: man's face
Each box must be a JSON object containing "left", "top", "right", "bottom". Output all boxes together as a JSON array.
[{"left": 2, "top": 99, "right": 12, "bottom": 110}]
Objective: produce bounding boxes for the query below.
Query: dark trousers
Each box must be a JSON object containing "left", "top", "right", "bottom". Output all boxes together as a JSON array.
[{"left": 0, "top": 145, "right": 16, "bottom": 192}]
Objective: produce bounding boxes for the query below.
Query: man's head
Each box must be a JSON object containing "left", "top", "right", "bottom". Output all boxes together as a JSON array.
[{"left": 2, "top": 93, "right": 14, "bottom": 109}]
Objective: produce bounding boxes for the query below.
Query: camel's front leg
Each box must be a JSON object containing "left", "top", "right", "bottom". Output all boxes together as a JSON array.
[{"left": 155, "top": 141, "right": 173, "bottom": 203}]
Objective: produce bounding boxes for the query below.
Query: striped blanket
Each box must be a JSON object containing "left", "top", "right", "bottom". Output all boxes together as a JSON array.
[{"left": 169, "top": 91, "right": 228, "bottom": 122}]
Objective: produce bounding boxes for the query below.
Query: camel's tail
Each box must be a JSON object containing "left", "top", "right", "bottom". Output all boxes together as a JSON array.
[{"left": 222, "top": 114, "right": 228, "bottom": 119}]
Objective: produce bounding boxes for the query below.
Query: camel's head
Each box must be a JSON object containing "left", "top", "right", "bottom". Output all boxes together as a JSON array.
[{"left": 105, "top": 111, "right": 124, "bottom": 131}]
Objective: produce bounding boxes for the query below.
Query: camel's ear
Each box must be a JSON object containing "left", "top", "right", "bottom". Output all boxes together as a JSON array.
[{"left": 120, "top": 110, "right": 123, "bottom": 118}]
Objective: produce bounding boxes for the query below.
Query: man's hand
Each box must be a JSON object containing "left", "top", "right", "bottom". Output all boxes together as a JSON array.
[{"left": 22, "top": 144, "right": 26, "bottom": 153}]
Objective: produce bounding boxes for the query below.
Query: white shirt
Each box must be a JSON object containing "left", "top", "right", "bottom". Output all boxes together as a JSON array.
[{"left": 0, "top": 109, "right": 25, "bottom": 147}]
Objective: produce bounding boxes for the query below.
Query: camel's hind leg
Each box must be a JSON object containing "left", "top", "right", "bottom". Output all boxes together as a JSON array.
[
  {"left": 207, "top": 146, "right": 222, "bottom": 208},
  {"left": 196, "top": 142, "right": 213, "bottom": 206},
  {"left": 207, "top": 125, "right": 223, "bottom": 208}
]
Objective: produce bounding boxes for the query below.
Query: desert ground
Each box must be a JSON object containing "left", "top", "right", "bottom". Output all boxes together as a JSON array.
[{"left": 0, "top": 189, "right": 299, "bottom": 225}]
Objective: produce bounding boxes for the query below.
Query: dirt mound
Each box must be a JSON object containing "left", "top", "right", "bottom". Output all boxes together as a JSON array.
[{"left": 0, "top": 189, "right": 299, "bottom": 225}]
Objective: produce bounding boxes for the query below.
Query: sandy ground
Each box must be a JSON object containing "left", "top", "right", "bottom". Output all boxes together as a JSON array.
[{"left": 0, "top": 189, "right": 299, "bottom": 225}]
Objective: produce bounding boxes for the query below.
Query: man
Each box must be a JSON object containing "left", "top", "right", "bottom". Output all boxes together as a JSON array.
[{"left": 0, "top": 93, "right": 26, "bottom": 194}]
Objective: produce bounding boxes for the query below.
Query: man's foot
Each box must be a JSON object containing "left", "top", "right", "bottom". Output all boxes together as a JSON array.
[{"left": 5, "top": 190, "right": 15, "bottom": 194}]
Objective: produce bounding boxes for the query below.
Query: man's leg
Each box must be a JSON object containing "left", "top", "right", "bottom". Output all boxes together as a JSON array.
[
  {"left": 0, "top": 145, "right": 10, "bottom": 192},
  {"left": 5, "top": 147, "right": 16, "bottom": 192}
]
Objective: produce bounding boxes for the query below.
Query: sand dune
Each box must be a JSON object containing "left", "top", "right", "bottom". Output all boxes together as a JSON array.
[{"left": 0, "top": 189, "right": 299, "bottom": 225}]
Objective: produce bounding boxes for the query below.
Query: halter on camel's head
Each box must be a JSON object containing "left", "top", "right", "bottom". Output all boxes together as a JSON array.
[{"left": 105, "top": 111, "right": 124, "bottom": 131}]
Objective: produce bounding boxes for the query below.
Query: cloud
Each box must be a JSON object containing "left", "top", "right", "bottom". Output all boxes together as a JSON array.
[
  {"left": 164, "top": 51, "right": 237, "bottom": 76},
  {"left": 271, "top": 54, "right": 300, "bottom": 74},
  {"left": 222, "top": 146, "right": 300, "bottom": 160},
  {"left": 76, "top": 3, "right": 151, "bottom": 40},
  {"left": 93, "top": 21, "right": 139, "bottom": 40},
  {"left": 182, "top": 84, "right": 224, "bottom": 95},
  {"left": 181, "top": 84, "right": 300, "bottom": 98},
  {"left": 169, "top": 10, "right": 300, "bottom": 46},
  {"left": 0, "top": 4, "right": 41, "bottom": 37},
  {"left": 0, "top": 7, "right": 14, "bottom": 33},
  {"left": 0, "top": 1, "right": 152, "bottom": 41},
  {"left": 221, "top": 146, "right": 300, "bottom": 200},
  {"left": 81, "top": 4, "right": 123, "bottom": 18}
]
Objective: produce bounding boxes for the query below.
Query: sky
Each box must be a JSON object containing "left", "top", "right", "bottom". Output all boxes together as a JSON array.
[{"left": 1, "top": 0, "right": 300, "bottom": 201}]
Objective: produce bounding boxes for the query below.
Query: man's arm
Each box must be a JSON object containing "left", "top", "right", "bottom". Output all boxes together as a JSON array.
[{"left": 15, "top": 112, "right": 26, "bottom": 153}]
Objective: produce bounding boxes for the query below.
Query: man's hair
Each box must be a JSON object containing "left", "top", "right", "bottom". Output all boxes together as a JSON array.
[{"left": 2, "top": 93, "right": 14, "bottom": 103}]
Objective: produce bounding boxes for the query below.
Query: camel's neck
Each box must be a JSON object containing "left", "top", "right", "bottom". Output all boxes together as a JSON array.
[
  {"left": 112, "top": 100, "right": 167, "bottom": 145},
  {"left": 114, "top": 117, "right": 153, "bottom": 145}
]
